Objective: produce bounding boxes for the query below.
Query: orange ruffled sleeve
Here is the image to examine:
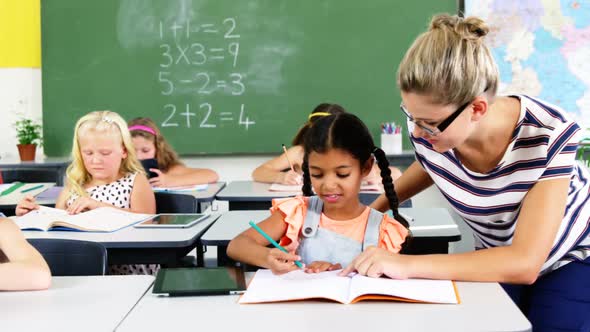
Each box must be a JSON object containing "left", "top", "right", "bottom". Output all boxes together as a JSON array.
[
  {"left": 378, "top": 214, "right": 409, "bottom": 253},
  {"left": 269, "top": 196, "right": 308, "bottom": 252}
]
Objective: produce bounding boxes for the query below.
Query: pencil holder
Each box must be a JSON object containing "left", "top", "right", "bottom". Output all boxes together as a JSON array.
[{"left": 381, "top": 133, "right": 402, "bottom": 155}]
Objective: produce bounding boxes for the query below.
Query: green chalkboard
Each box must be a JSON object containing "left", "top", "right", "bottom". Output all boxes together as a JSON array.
[{"left": 41, "top": 0, "right": 457, "bottom": 156}]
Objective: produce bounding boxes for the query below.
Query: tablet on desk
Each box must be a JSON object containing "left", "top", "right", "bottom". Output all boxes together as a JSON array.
[
  {"left": 153, "top": 267, "right": 247, "bottom": 296},
  {"left": 133, "top": 214, "right": 208, "bottom": 228}
]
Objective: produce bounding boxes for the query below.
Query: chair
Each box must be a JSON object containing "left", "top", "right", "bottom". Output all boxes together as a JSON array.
[
  {"left": 27, "top": 239, "right": 107, "bottom": 276},
  {"left": 155, "top": 193, "right": 204, "bottom": 267},
  {"left": 155, "top": 192, "right": 197, "bottom": 213}
]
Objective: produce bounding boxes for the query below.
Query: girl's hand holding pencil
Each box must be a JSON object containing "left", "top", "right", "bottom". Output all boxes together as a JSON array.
[
  {"left": 15, "top": 195, "right": 39, "bottom": 216},
  {"left": 267, "top": 248, "right": 304, "bottom": 275},
  {"left": 280, "top": 144, "right": 302, "bottom": 185},
  {"left": 281, "top": 170, "right": 302, "bottom": 185}
]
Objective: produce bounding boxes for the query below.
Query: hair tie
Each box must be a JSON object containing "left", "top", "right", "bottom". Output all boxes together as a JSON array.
[
  {"left": 101, "top": 116, "right": 113, "bottom": 124},
  {"left": 372, "top": 147, "right": 380, "bottom": 154},
  {"left": 128, "top": 125, "right": 156, "bottom": 136},
  {"left": 308, "top": 112, "right": 332, "bottom": 120}
]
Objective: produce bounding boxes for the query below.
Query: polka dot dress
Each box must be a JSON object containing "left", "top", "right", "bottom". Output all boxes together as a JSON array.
[
  {"left": 67, "top": 172, "right": 159, "bottom": 276},
  {"left": 66, "top": 173, "right": 135, "bottom": 208}
]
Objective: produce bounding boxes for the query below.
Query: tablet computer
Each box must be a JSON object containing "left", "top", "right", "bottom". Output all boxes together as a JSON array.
[
  {"left": 152, "top": 267, "right": 247, "bottom": 296},
  {"left": 133, "top": 214, "right": 208, "bottom": 228}
]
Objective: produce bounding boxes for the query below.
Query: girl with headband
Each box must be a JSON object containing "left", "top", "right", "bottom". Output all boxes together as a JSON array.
[{"left": 128, "top": 117, "right": 218, "bottom": 188}]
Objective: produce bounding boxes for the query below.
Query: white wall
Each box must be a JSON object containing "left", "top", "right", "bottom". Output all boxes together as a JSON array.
[{"left": 0, "top": 68, "right": 43, "bottom": 161}]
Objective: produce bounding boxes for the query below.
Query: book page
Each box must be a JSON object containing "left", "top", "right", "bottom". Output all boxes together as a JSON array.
[
  {"left": 153, "top": 184, "right": 208, "bottom": 192},
  {"left": 13, "top": 206, "right": 69, "bottom": 231},
  {"left": 348, "top": 274, "right": 459, "bottom": 304},
  {"left": 268, "top": 183, "right": 302, "bottom": 192},
  {"left": 55, "top": 207, "right": 152, "bottom": 232},
  {"left": 239, "top": 269, "right": 351, "bottom": 304}
]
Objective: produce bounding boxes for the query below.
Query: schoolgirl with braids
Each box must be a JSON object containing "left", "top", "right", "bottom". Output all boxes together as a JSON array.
[{"left": 228, "top": 113, "right": 409, "bottom": 275}]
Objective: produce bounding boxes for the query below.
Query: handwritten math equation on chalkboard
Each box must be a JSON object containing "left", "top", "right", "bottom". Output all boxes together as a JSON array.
[{"left": 157, "top": 17, "right": 255, "bottom": 130}]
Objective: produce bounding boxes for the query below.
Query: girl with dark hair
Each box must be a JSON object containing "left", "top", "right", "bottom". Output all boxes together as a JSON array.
[
  {"left": 228, "top": 113, "right": 409, "bottom": 274},
  {"left": 251, "top": 103, "right": 402, "bottom": 185}
]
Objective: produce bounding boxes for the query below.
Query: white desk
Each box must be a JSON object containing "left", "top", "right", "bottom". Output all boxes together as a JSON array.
[
  {"left": 201, "top": 208, "right": 461, "bottom": 265},
  {"left": 23, "top": 214, "right": 221, "bottom": 266},
  {"left": 0, "top": 275, "right": 153, "bottom": 332},
  {"left": 118, "top": 275, "right": 531, "bottom": 332}
]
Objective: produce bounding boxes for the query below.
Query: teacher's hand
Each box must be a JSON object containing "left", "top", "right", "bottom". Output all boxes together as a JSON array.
[{"left": 339, "top": 246, "right": 410, "bottom": 279}]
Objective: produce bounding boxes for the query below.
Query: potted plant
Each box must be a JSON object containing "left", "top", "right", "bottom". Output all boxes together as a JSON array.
[{"left": 14, "top": 118, "right": 43, "bottom": 161}]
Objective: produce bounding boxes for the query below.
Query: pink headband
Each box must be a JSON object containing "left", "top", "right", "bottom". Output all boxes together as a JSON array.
[{"left": 128, "top": 125, "right": 156, "bottom": 135}]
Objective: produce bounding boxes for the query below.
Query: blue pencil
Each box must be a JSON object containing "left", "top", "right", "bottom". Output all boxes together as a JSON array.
[{"left": 248, "top": 221, "right": 304, "bottom": 268}]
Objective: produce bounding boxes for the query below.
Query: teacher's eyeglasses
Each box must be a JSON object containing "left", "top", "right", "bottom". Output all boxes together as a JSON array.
[{"left": 400, "top": 101, "right": 472, "bottom": 137}]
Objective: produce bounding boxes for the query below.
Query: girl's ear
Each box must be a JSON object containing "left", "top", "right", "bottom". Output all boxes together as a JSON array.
[
  {"left": 361, "top": 157, "right": 374, "bottom": 177},
  {"left": 121, "top": 144, "right": 128, "bottom": 159}
]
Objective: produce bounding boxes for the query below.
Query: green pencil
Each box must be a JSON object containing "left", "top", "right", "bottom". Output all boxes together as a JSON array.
[
  {"left": 0, "top": 182, "right": 25, "bottom": 196},
  {"left": 21, "top": 184, "right": 45, "bottom": 193}
]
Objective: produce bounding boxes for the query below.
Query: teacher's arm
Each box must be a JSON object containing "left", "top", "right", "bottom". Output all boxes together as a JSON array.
[
  {"left": 370, "top": 161, "right": 434, "bottom": 212},
  {"left": 347, "top": 177, "right": 569, "bottom": 284}
]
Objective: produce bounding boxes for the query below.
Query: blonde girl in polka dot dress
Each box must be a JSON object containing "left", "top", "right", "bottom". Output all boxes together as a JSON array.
[{"left": 16, "top": 111, "right": 157, "bottom": 275}]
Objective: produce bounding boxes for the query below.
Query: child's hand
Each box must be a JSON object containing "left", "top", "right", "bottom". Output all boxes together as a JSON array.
[
  {"left": 15, "top": 195, "right": 40, "bottom": 216},
  {"left": 148, "top": 169, "right": 171, "bottom": 187},
  {"left": 281, "top": 170, "right": 302, "bottom": 185},
  {"left": 267, "top": 248, "right": 303, "bottom": 275},
  {"left": 304, "top": 261, "right": 342, "bottom": 273},
  {"left": 67, "top": 197, "right": 101, "bottom": 215}
]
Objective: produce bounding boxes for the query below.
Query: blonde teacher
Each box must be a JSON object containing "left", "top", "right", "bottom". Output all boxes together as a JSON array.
[{"left": 343, "top": 14, "right": 590, "bottom": 330}]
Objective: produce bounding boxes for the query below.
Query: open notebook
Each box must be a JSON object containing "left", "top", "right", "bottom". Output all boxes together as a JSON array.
[
  {"left": 269, "top": 182, "right": 381, "bottom": 192},
  {"left": 239, "top": 269, "right": 460, "bottom": 305},
  {"left": 13, "top": 206, "right": 152, "bottom": 232}
]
